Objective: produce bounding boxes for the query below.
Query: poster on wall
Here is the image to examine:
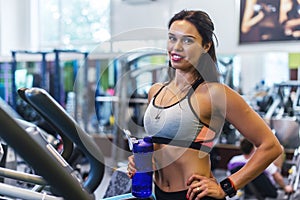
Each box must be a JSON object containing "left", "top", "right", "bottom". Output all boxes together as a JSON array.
[{"left": 239, "top": 0, "right": 300, "bottom": 44}]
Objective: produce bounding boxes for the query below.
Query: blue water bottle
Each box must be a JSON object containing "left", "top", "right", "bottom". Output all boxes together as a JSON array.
[{"left": 132, "top": 136, "right": 153, "bottom": 198}]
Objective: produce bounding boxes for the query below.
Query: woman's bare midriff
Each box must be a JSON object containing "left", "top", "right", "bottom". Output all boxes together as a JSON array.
[{"left": 153, "top": 144, "right": 211, "bottom": 192}]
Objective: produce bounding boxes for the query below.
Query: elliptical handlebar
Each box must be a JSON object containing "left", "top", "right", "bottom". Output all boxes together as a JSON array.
[
  {"left": 18, "top": 88, "right": 74, "bottom": 161},
  {"left": 19, "top": 87, "right": 105, "bottom": 194},
  {"left": 0, "top": 103, "right": 94, "bottom": 200}
]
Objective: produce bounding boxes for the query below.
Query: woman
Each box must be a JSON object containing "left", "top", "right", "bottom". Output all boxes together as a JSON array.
[
  {"left": 280, "top": 0, "right": 300, "bottom": 38},
  {"left": 127, "top": 9, "right": 282, "bottom": 200},
  {"left": 240, "top": 0, "right": 282, "bottom": 42}
]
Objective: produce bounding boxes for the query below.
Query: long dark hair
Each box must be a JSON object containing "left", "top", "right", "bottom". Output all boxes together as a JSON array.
[{"left": 167, "top": 10, "right": 220, "bottom": 82}]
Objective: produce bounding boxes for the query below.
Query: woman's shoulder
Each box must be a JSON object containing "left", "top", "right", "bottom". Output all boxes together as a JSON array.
[
  {"left": 151, "top": 82, "right": 165, "bottom": 89},
  {"left": 196, "top": 82, "right": 231, "bottom": 95},
  {"left": 147, "top": 82, "right": 166, "bottom": 100},
  {"left": 195, "top": 82, "right": 240, "bottom": 103},
  {"left": 149, "top": 82, "right": 165, "bottom": 92}
]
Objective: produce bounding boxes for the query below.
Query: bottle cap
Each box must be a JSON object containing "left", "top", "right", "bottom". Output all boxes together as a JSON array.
[
  {"left": 143, "top": 136, "right": 153, "bottom": 143},
  {"left": 133, "top": 137, "right": 153, "bottom": 153}
]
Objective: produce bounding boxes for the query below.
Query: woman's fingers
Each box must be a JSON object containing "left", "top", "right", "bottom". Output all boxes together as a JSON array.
[
  {"left": 186, "top": 174, "right": 224, "bottom": 200},
  {"left": 127, "top": 155, "right": 136, "bottom": 178}
]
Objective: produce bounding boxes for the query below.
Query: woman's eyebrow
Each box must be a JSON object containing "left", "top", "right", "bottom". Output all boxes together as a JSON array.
[{"left": 168, "top": 32, "right": 197, "bottom": 39}]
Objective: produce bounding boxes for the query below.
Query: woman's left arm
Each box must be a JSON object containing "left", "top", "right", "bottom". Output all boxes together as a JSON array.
[
  {"left": 222, "top": 84, "right": 282, "bottom": 190},
  {"left": 186, "top": 84, "right": 282, "bottom": 199}
]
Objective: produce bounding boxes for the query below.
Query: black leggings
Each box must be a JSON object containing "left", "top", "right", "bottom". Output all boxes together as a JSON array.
[{"left": 154, "top": 184, "right": 226, "bottom": 200}]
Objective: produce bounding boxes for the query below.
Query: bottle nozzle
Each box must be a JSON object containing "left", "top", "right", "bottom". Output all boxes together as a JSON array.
[{"left": 123, "top": 129, "right": 137, "bottom": 151}]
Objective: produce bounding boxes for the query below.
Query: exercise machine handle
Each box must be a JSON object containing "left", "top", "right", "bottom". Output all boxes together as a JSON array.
[
  {"left": 20, "top": 87, "right": 105, "bottom": 193},
  {"left": 0, "top": 104, "right": 94, "bottom": 200},
  {"left": 18, "top": 88, "right": 74, "bottom": 161}
]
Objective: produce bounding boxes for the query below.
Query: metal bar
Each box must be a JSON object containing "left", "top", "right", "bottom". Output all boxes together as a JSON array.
[
  {"left": 0, "top": 167, "right": 46, "bottom": 185},
  {"left": 83, "top": 52, "right": 89, "bottom": 132},
  {"left": 95, "top": 96, "right": 148, "bottom": 104},
  {"left": 0, "top": 182, "right": 62, "bottom": 200},
  {"left": 41, "top": 52, "right": 47, "bottom": 89},
  {"left": 10, "top": 51, "right": 17, "bottom": 109}
]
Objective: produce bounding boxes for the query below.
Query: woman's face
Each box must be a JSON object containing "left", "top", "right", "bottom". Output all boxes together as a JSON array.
[{"left": 167, "top": 20, "right": 209, "bottom": 71}]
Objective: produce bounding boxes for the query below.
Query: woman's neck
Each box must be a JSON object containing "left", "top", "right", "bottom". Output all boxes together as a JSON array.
[{"left": 173, "top": 73, "right": 198, "bottom": 88}]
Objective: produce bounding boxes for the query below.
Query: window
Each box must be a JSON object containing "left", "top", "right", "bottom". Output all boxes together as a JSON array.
[{"left": 39, "top": 0, "right": 110, "bottom": 50}]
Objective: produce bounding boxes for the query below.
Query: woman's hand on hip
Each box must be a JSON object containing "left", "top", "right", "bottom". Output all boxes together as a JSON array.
[{"left": 186, "top": 174, "right": 226, "bottom": 200}]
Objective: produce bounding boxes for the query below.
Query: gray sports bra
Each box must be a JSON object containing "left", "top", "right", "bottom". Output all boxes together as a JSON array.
[{"left": 143, "top": 79, "right": 218, "bottom": 152}]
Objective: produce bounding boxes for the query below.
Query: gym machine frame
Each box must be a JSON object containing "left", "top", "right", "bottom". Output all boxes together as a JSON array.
[{"left": 0, "top": 87, "right": 105, "bottom": 200}]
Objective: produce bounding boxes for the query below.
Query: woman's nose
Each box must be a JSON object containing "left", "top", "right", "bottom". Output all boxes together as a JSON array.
[{"left": 173, "top": 40, "right": 183, "bottom": 51}]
